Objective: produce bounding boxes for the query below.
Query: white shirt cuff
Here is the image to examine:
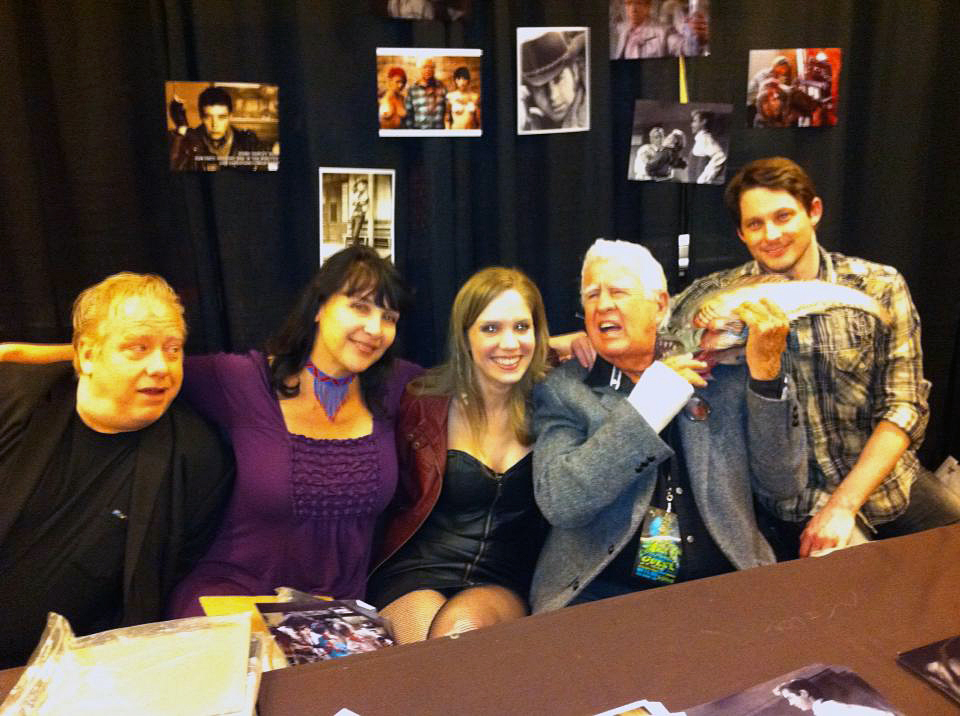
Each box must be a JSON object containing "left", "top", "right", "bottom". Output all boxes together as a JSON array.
[{"left": 626, "top": 360, "right": 695, "bottom": 433}]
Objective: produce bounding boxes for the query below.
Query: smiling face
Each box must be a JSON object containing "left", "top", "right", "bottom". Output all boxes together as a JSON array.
[
  {"left": 467, "top": 289, "right": 535, "bottom": 395},
  {"left": 201, "top": 104, "right": 231, "bottom": 140},
  {"left": 581, "top": 260, "right": 667, "bottom": 378},
  {"left": 312, "top": 289, "right": 398, "bottom": 377},
  {"left": 737, "top": 187, "right": 822, "bottom": 278},
  {"left": 76, "top": 296, "right": 185, "bottom": 433},
  {"left": 531, "top": 65, "right": 577, "bottom": 122}
]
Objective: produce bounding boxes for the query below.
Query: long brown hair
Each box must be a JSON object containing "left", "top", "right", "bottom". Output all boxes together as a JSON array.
[{"left": 412, "top": 267, "right": 549, "bottom": 445}]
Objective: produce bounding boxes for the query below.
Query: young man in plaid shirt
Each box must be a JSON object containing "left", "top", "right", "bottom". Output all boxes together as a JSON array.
[{"left": 670, "top": 157, "right": 960, "bottom": 558}]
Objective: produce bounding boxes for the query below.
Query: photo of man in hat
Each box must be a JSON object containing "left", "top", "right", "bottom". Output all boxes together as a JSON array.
[{"left": 517, "top": 28, "right": 589, "bottom": 134}]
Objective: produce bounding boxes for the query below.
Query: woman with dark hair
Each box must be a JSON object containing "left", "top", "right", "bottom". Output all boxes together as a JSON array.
[
  {"left": 445, "top": 66, "right": 480, "bottom": 129},
  {"left": 379, "top": 66, "right": 408, "bottom": 129},
  {"left": 0, "top": 248, "right": 419, "bottom": 614},
  {"left": 366, "top": 267, "right": 549, "bottom": 643},
  {"left": 159, "top": 245, "right": 421, "bottom": 615}
]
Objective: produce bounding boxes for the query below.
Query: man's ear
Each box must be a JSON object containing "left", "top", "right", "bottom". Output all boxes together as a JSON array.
[
  {"left": 808, "top": 196, "right": 823, "bottom": 227},
  {"left": 77, "top": 339, "right": 97, "bottom": 375},
  {"left": 654, "top": 290, "right": 670, "bottom": 323}
]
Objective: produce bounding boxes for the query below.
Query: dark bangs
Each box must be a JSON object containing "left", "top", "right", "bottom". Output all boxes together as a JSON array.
[{"left": 339, "top": 256, "right": 413, "bottom": 315}]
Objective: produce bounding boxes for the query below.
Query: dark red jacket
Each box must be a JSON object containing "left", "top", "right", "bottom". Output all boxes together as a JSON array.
[{"left": 371, "top": 391, "right": 451, "bottom": 571}]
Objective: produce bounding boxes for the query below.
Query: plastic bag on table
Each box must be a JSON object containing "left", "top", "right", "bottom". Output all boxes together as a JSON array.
[{"left": 0, "top": 612, "right": 261, "bottom": 716}]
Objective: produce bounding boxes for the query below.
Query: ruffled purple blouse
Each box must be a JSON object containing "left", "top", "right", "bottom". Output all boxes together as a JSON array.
[{"left": 167, "top": 351, "right": 421, "bottom": 617}]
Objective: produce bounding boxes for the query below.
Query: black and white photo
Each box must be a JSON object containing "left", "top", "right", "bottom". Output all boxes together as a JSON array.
[
  {"left": 628, "top": 100, "right": 730, "bottom": 184},
  {"left": 686, "top": 664, "right": 901, "bottom": 715},
  {"left": 319, "top": 168, "right": 395, "bottom": 265},
  {"left": 898, "top": 635, "right": 960, "bottom": 705},
  {"left": 517, "top": 28, "right": 590, "bottom": 135}
]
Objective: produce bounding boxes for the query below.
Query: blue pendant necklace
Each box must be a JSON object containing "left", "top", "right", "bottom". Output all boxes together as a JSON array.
[{"left": 305, "top": 360, "right": 356, "bottom": 419}]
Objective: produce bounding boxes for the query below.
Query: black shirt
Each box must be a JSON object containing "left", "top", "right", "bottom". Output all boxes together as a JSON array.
[
  {"left": 586, "top": 357, "right": 735, "bottom": 590},
  {"left": 0, "top": 414, "right": 137, "bottom": 666}
]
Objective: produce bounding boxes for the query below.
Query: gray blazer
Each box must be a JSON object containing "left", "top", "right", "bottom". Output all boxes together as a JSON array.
[{"left": 530, "top": 360, "right": 807, "bottom": 613}]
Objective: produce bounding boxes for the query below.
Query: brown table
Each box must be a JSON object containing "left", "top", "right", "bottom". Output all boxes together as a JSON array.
[
  {"left": 3, "top": 526, "right": 959, "bottom": 714},
  {"left": 258, "top": 525, "right": 960, "bottom": 715}
]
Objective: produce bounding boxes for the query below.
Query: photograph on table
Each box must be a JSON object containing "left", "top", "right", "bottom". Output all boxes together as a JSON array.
[
  {"left": 258, "top": 600, "right": 394, "bottom": 667},
  {"left": 898, "top": 634, "right": 960, "bottom": 705},
  {"left": 593, "top": 698, "right": 673, "bottom": 715},
  {"left": 165, "top": 81, "right": 279, "bottom": 171},
  {"left": 319, "top": 168, "right": 395, "bottom": 265},
  {"left": 517, "top": 27, "right": 590, "bottom": 135},
  {"left": 627, "top": 99, "right": 731, "bottom": 184},
  {"left": 376, "top": 48, "right": 482, "bottom": 137},
  {"left": 609, "top": 0, "right": 710, "bottom": 59},
  {"left": 375, "top": 0, "right": 471, "bottom": 21},
  {"left": 746, "top": 48, "right": 842, "bottom": 128},
  {"left": 686, "top": 663, "right": 902, "bottom": 715}
]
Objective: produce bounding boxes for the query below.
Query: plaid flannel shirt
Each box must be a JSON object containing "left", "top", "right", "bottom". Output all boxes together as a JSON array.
[
  {"left": 670, "top": 247, "right": 930, "bottom": 525},
  {"left": 404, "top": 79, "right": 446, "bottom": 129}
]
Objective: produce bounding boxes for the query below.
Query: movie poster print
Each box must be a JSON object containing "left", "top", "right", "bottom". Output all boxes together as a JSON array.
[
  {"left": 746, "top": 48, "right": 842, "bottom": 128},
  {"left": 375, "top": 0, "right": 471, "bottom": 21},
  {"left": 628, "top": 100, "right": 731, "bottom": 184},
  {"left": 165, "top": 81, "right": 279, "bottom": 171},
  {"left": 609, "top": 0, "right": 710, "bottom": 59},
  {"left": 319, "top": 168, "right": 395, "bottom": 265},
  {"left": 517, "top": 27, "right": 590, "bottom": 135},
  {"left": 376, "top": 48, "right": 482, "bottom": 137},
  {"left": 685, "top": 663, "right": 901, "bottom": 715}
]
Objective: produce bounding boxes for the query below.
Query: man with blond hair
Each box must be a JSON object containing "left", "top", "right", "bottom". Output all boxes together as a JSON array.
[{"left": 0, "top": 273, "right": 232, "bottom": 667}]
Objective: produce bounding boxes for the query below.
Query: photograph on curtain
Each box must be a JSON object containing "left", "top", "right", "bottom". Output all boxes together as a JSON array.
[
  {"left": 319, "top": 168, "right": 396, "bottom": 265},
  {"left": 376, "top": 0, "right": 471, "bottom": 21},
  {"left": 376, "top": 48, "right": 482, "bottom": 136},
  {"left": 165, "top": 81, "right": 279, "bottom": 171},
  {"left": 627, "top": 100, "right": 730, "bottom": 184},
  {"left": 517, "top": 28, "right": 590, "bottom": 135},
  {"left": 746, "top": 48, "right": 842, "bottom": 128},
  {"left": 609, "top": 0, "right": 710, "bottom": 59}
]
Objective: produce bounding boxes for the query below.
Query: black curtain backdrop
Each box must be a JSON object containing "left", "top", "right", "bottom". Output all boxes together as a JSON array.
[{"left": 0, "top": 1, "right": 958, "bottom": 463}]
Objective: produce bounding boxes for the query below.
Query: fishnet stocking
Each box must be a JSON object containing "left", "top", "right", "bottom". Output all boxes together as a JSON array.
[
  {"left": 427, "top": 585, "right": 527, "bottom": 639},
  {"left": 379, "top": 589, "right": 446, "bottom": 644}
]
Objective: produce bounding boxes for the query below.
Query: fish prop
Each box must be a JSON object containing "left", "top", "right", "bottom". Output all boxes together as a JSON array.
[{"left": 660, "top": 275, "right": 891, "bottom": 368}]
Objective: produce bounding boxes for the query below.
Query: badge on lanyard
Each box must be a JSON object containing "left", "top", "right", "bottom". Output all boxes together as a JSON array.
[{"left": 634, "top": 506, "right": 681, "bottom": 584}]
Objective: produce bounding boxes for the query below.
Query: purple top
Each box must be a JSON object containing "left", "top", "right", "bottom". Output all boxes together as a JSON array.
[{"left": 167, "top": 351, "right": 421, "bottom": 617}]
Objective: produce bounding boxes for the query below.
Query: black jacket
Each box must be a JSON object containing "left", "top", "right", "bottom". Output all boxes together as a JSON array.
[{"left": 0, "top": 363, "right": 234, "bottom": 630}]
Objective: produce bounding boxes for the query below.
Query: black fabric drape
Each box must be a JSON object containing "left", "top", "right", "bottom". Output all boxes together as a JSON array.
[{"left": 0, "top": 1, "right": 958, "bottom": 463}]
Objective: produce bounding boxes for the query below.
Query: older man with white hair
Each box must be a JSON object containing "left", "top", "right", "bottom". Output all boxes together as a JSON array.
[{"left": 530, "top": 239, "right": 807, "bottom": 612}]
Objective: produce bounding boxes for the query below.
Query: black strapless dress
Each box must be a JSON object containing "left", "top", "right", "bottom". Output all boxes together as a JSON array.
[{"left": 367, "top": 450, "right": 547, "bottom": 609}]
